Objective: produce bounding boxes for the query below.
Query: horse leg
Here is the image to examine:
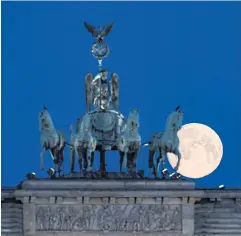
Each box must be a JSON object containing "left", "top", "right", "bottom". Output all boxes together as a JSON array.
[
  {"left": 155, "top": 154, "right": 162, "bottom": 179},
  {"left": 69, "top": 126, "right": 75, "bottom": 172},
  {"left": 70, "top": 145, "right": 75, "bottom": 173},
  {"left": 148, "top": 150, "right": 156, "bottom": 177},
  {"left": 126, "top": 152, "right": 132, "bottom": 174},
  {"left": 54, "top": 162, "right": 58, "bottom": 176},
  {"left": 77, "top": 148, "right": 83, "bottom": 174},
  {"left": 161, "top": 156, "right": 166, "bottom": 179},
  {"left": 57, "top": 163, "right": 61, "bottom": 177},
  {"left": 50, "top": 148, "right": 58, "bottom": 174},
  {"left": 91, "top": 151, "right": 95, "bottom": 171},
  {"left": 54, "top": 149, "right": 62, "bottom": 177},
  {"left": 40, "top": 148, "right": 46, "bottom": 170},
  {"left": 59, "top": 148, "right": 64, "bottom": 177},
  {"left": 132, "top": 150, "right": 139, "bottom": 173},
  {"left": 174, "top": 148, "right": 181, "bottom": 171},
  {"left": 86, "top": 149, "right": 93, "bottom": 173},
  {"left": 119, "top": 151, "right": 125, "bottom": 172},
  {"left": 79, "top": 150, "right": 88, "bottom": 177},
  {"left": 83, "top": 150, "right": 88, "bottom": 171},
  {"left": 158, "top": 149, "right": 166, "bottom": 179}
]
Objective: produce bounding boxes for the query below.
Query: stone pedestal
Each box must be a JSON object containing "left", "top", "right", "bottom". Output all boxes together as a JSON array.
[
  {"left": 15, "top": 179, "right": 197, "bottom": 236},
  {"left": 3, "top": 179, "right": 241, "bottom": 236}
]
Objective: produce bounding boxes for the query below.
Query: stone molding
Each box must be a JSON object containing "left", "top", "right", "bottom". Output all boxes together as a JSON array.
[
  {"left": 2, "top": 181, "right": 241, "bottom": 201},
  {"left": 35, "top": 232, "right": 183, "bottom": 236},
  {"left": 14, "top": 197, "right": 193, "bottom": 205},
  {"left": 19, "top": 179, "right": 195, "bottom": 190}
]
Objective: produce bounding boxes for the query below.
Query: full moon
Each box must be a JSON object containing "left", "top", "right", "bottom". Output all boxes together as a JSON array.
[{"left": 167, "top": 123, "right": 223, "bottom": 179}]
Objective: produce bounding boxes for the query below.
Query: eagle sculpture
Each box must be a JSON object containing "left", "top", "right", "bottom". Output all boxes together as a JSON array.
[{"left": 84, "top": 21, "right": 115, "bottom": 40}]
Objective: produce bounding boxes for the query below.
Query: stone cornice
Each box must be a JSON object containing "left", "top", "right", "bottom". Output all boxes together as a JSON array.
[
  {"left": 18, "top": 179, "right": 196, "bottom": 190},
  {"left": 2, "top": 179, "right": 241, "bottom": 201}
]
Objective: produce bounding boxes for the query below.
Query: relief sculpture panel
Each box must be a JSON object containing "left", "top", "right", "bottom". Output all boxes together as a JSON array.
[{"left": 36, "top": 204, "right": 182, "bottom": 232}]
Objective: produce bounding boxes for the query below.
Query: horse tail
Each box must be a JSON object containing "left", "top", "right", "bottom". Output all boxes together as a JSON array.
[{"left": 69, "top": 125, "right": 75, "bottom": 172}]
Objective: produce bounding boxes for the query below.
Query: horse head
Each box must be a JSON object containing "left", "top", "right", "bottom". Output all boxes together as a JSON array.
[
  {"left": 123, "top": 109, "right": 141, "bottom": 142},
  {"left": 127, "top": 109, "right": 140, "bottom": 131},
  {"left": 38, "top": 107, "right": 55, "bottom": 132},
  {"left": 165, "top": 106, "right": 184, "bottom": 132},
  {"left": 175, "top": 106, "right": 184, "bottom": 130},
  {"left": 129, "top": 109, "right": 139, "bottom": 117}
]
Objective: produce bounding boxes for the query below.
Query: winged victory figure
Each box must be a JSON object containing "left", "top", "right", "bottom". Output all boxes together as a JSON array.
[{"left": 85, "top": 70, "right": 119, "bottom": 111}]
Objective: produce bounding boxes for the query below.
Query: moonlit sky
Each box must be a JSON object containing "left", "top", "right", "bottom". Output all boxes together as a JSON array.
[{"left": 2, "top": 2, "right": 241, "bottom": 187}]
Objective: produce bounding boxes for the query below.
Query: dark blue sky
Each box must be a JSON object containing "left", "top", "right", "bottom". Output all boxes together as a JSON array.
[{"left": 2, "top": 2, "right": 241, "bottom": 187}]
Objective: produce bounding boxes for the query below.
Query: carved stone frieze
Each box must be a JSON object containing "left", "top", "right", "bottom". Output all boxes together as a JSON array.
[{"left": 35, "top": 204, "right": 182, "bottom": 232}]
